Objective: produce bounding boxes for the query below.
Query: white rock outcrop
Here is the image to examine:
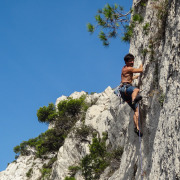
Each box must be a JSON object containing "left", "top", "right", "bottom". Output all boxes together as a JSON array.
[{"left": 0, "top": 155, "right": 54, "bottom": 180}]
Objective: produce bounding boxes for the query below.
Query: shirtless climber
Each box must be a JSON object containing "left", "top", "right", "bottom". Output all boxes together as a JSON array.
[{"left": 120, "top": 53, "right": 143, "bottom": 137}]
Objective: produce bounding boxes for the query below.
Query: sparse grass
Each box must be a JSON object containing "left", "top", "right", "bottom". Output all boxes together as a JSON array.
[
  {"left": 141, "top": 48, "right": 149, "bottom": 57},
  {"left": 158, "top": 90, "right": 165, "bottom": 107},
  {"left": 143, "top": 23, "right": 150, "bottom": 35},
  {"left": 152, "top": 0, "right": 169, "bottom": 40},
  {"left": 153, "top": 0, "right": 168, "bottom": 21}
]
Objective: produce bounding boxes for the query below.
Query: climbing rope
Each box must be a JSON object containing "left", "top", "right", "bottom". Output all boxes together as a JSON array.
[{"left": 138, "top": 104, "right": 143, "bottom": 180}]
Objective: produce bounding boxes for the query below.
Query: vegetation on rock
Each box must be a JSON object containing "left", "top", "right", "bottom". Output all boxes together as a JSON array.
[
  {"left": 26, "top": 168, "right": 33, "bottom": 178},
  {"left": 65, "top": 132, "right": 124, "bottom": 180},
  {"left": 87, "top": 1, "right": 148, "bottom": 46},
  {"left": 14, "top": 95, "right": 90, "bottom": 158},
  {"left": 38, "top": 156, "right": 57, "bottom": 180}
]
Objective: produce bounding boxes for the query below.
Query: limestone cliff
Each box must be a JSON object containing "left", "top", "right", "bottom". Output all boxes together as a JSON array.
[{"left": 0, "top": 0, "right": 179, "bottom": 179}]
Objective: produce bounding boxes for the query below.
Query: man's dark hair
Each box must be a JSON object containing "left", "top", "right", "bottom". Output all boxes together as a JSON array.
[{"left": 124, "top": 53, "right": 134, "bottom": 62}]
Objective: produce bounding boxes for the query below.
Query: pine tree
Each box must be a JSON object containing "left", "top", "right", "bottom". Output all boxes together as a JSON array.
[
  {"left": 87, "top": 0, "right": 144, "bottom": 46},
  {"left": 87, "top": 3, "right": 131, "bottom": 46}
]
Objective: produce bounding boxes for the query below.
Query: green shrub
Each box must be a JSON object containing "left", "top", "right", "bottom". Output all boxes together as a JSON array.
[
  {"left": 15, "top": 155, "right": 19, "bottom": 160},
  {"left": 148, "top": 40, "right": 155, "bottom": 62},
  {"left": 64, "top": 177, "right": 76, "bottom": 180},
  {"left": 37, "top": 103, "right": 57, "bottom": 123},
  {"left": 68, "top": 165, "right": 81, "bottom": 177},
  {"left": 46, "top": 156, "right": 57, "bottom": 168},
  {"left": 35, "top": 129, "right": 65, "bottom": 158},
  {"left": 80, "top": 132, "right": 124, "bottom": 180},
  {"left": 140, "top": 2, "right": 147, "bottom": 7},
  {"left": 54, "top": 115, "right": 77, "bottom": 139},
  {"left": 13, "top": 129, "right": 64, "bottom": 158},
  {"left": 14, "top": 96, "right": 90, "bottom": 159},
  {"left": 74, "top": 124, "right": 95, "bottom": 139},
  {"left": 141, "top": 48, "right": 149, "bottom": 57},
  {"left": 40, "top": 168, "right": 51, "bottom": 179},
  {"left": 143, "top": 23, "right": 150, "bottom": 35},
  {"left": 81, "top": 134, "right": 109, "bottom": 180},
  {"left": 13, "top": 146, "right": 20, "bottom": 154},
  {"left": 13, "top": 141, "right": 30, "bottom": 156},
  {"left": 132, "top": 14, "right": 143, "bottom": 23},
  {"left": 90, "top": 92, "right": 96, "bottom": 95},
  {"left": 38, "top": 156, "right": 57, "bottom": 180},
  {"left": 26, "top": 168, "right": 33, "bottom": 178},
  {"left": 158, "top": 92, "right": 165, "bottom": 107},
  {"left": 57, "top": 96, "right": 86, "bottom": 117}
]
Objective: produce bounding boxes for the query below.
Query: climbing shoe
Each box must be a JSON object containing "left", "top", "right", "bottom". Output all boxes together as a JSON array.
[
  {"left": 137, "top": 129, "right": 143, "bottom": 137},
  {"left": 134, "top": 127, "right": 138, "bottom": 133},
  {"left": 134, "top": 127, "right": 143, "bottom": 137},
  {"left": 132, "top": 95, "right": 142, "bottom": 105}
]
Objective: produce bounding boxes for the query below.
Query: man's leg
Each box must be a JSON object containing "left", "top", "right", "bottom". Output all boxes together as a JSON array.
[
  {"left": 132, "top": 88, "right": 139, "bottom": 102},
  {"left": 133, "top": 106, "right": 139, "bottom": 130},
  {"left": 134, "top": 106, "right": 143, "bottom": 137}
]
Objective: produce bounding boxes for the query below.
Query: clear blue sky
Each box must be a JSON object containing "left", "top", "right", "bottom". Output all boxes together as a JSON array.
[{"left": 0, "top": 0, "right": 132, "bottom": 171}]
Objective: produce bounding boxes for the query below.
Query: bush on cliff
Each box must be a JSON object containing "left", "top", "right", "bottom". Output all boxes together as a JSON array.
[
  {"left": 80, "top": 132, "right": 124, "bottom": 180},
  {"left": 14, "top": 95, "right": 90, "bottom": 158},
  {"left": 81, "top": 133, "right": 109, "bottom": 180},
  {"left": 13, "top": 129, "right": 64, "bottom": 157},
  {"left": 37, "top": 103, "right": 57, "bottom": 123},
  {"left": 57, "top": 95, "right": 88, "bottom": 117}
]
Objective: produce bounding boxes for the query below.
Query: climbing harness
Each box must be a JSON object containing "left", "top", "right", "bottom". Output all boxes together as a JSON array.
[
  {"left": 114, "top": 85, "right": 121, "bottom": 97},
  {"left": 114, "top": 85, "right": 123, "bottom": 104},
  {"left": 114, "top": 83, "right": 131, "bottom": 104},
  {"left": 138, "top": 104, "right": 143, "bottom": 179}
]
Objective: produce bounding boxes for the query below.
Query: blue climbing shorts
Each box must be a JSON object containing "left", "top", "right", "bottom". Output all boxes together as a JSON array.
[{"left": 120, "top": 84, "right": 138, "bottom": 111}]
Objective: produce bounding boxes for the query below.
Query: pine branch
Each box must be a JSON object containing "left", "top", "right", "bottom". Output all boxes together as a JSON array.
[{"left": 87, "top": 0, "right": 144, "bottom": 46}]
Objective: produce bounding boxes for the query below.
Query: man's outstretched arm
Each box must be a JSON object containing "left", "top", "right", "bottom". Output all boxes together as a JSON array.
[
  {"left": 132, "top": 64, "right": 143, "bottom": 73},
  {"left": 127, "top": 64, "right": 143, "bottom": 73}
]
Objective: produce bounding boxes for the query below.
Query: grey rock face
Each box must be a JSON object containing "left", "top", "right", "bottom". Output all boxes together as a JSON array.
[{"left": 117, "top": 0, "right": 180, "bottom": 179}]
